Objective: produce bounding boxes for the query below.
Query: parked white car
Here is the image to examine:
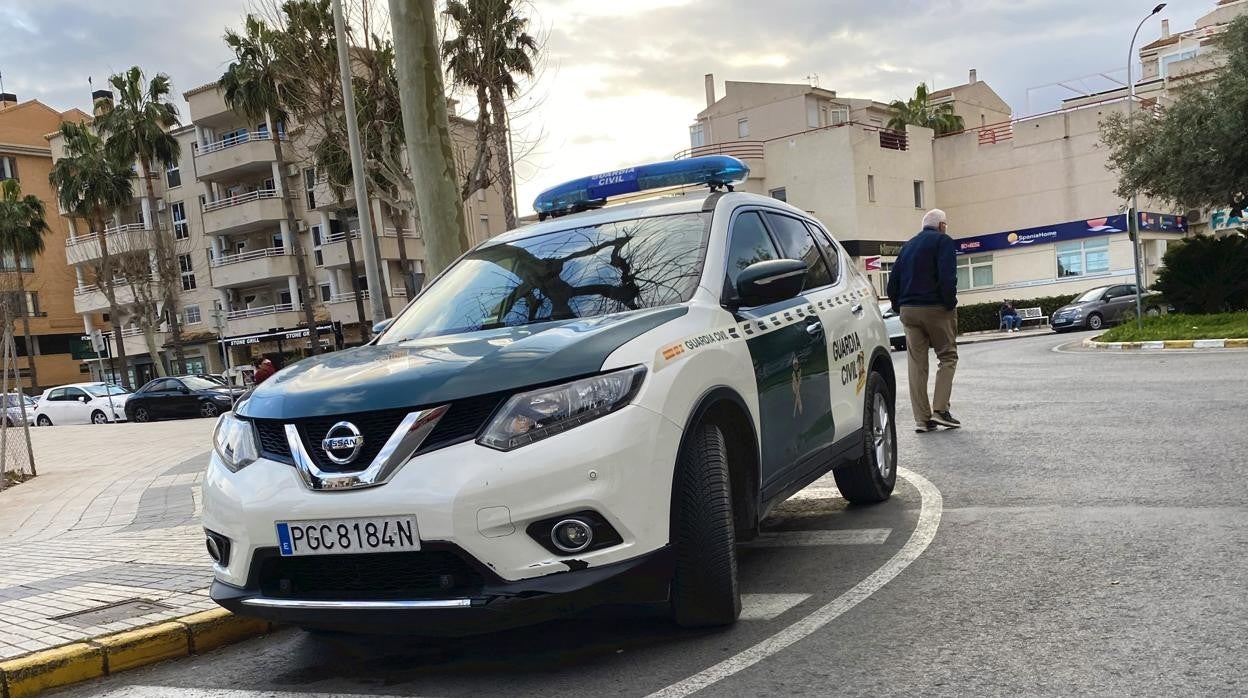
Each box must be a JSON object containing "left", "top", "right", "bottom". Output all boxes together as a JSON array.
[
  {"left": 879, "top": 301, "right": 906, "bottom": 351},
  {"left": 33, "top": 383, "right": 131, "bottom": 425}
]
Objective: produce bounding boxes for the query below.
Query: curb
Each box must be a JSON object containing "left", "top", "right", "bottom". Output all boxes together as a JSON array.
[
  {"left": 1082, "top": 337, "right": 1248, "bottom": 350},
  {"left": 0, "top": 609, "right": 273, "bottom": 698},
  {"left": 956, "top": 331, "right": 1052, "bottom": 346}
]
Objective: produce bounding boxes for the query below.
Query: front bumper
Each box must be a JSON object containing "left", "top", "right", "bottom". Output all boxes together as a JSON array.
[
  {"left": 211, "top": 544, "right": 673, "bottom": 636},
  {"left": 1051, "top": 315, "right": 1082, "bottom": 329}
]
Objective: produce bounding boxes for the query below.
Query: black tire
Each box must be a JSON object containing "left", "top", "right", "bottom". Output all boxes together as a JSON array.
[
  {"left": 201, "top": 402, "right": 220, "bottom": 418},
  {"left": 1145, "top": 305, "right": 1162, "bottom": 318},
  {"left": 670, "top": 421, "right": 740, "bottom": 628},
  {"left": 833, "top": 372, "right": 897, "bottom": 504},
  {"left": 91, "top": 410, "right": 109, "bottom": 425},
  {"left": 1086, "top": 313, "right": 1104, "bottom": 331},
  {"left": 132, "top": 406, "right": 150, "bottom": 423},
  {"left": 36, "top": 415, "right": 51, "bottom": 427}
]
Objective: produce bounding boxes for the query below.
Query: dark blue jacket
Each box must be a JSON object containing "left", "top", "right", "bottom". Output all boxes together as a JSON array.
[{"left": 887, "top": 226, "right": 957, "bottom": 310}]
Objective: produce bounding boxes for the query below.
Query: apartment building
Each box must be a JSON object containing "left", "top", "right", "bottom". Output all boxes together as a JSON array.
[
  {"left": 687, "top": 0, "right": 1242, "bottom": 305},
  {"left": 0, "top": 94, "right": 96, "bottom": 392},
  {"left": 51, "top": 82, "right": 506, "bottom": 384}
]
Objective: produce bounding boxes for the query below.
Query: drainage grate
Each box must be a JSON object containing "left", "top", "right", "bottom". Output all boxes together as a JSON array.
[{"left": 52, "top": 599, "right": 175, "bottom": 628}]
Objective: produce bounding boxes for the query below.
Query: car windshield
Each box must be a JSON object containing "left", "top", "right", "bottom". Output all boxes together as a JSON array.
[
  {"left": 182, "top": 376, "right": 225, "bottom": 391},
  {"left": 1075, "top": 288, "right": 1109, "bottom": 303},
  {"left": 85, "top": 384, "right": 129, "bottom": 397},
  {"left": 380, "top": 213, "right": 708, "bottom": 343}
]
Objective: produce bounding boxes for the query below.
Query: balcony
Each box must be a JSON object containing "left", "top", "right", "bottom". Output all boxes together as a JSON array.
[
  {"left": 193, "top": 132, "right": 291, "bottom": 182},
  {"left": 210, "top": 247, "right": 297, "bottom": 288},
  {"left": 73, "top": 281, "right": 143, "bottom": 314},
  {"left": 320, "top": 229, "right": 421, "bottom": 269},
  {"left": 201, "top": 189, "right": 289, "bottom": 237},
  {"left": 100, "top": 326, "right": 167, "bottom": 359},
  {"left": 224, "top": 304, "right": 304, "bottom": 337},
  {"left": 326, "top": 289, "right": 412, "bottom": 325},
  {"left": 65, "top": 224, "right": 155, "bottom": 266}
]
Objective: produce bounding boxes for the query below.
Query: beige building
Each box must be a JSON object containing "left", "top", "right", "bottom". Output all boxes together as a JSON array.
[
  {"left": 687, "top": 0, "right": 1242, "bottom": 307},
  {"left": 50, "top": 82, "right": 507, "bottom": 385}
]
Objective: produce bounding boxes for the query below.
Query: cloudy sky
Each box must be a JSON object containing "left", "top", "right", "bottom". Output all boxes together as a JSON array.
[{"left": 0, "top": 0, "right": 1212, "bottom": 213}]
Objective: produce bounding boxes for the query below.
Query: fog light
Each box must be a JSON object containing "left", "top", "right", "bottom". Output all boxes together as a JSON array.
[
  {"left": 551, "top": 519, "right": 593, "bottom": 553},
  {"left": 205, "top": 530, "right": 230, "bottom": 565}
]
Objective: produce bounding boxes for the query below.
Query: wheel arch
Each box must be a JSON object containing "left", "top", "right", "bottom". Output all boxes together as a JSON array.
[
  {"left": 671, "top": 386, "right": 761, "bottom": 542},
  {"left": 868, "top": 346, "right": 896, "bottom": 399}
]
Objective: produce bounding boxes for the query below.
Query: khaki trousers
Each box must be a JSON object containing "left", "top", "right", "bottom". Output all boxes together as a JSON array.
[{"left": 900, "top": 306, "right": 959, "bottom": 425}]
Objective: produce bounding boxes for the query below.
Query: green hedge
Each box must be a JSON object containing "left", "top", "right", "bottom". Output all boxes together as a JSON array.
[{"left": 957, "top": 294, "right": 1078, "bottom": 333}]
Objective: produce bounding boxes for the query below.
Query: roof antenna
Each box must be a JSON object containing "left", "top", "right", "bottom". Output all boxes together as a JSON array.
[{"left": 806, "top": 73, "right": 820, "bottom": 88}]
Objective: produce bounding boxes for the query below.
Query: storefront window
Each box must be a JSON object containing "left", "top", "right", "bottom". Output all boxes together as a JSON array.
[
  {"left": 1057, "top": 238, "right": 1109, "bottom": 277},
  {"left": 956, "top": 254, "right": 993, "bottom": 290}
]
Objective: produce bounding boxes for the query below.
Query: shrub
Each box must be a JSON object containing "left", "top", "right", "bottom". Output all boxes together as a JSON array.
[
  {"left": 956, "top": 294, "right": 1077, "bottom": 333},
  {"left": 1154, "top": 235, "right": 1248, "bottom": 313}
]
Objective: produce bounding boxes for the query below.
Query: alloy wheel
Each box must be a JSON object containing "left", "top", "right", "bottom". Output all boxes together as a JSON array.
[{"left": 872, "top": 392, "right": 893, "bottom": 479}]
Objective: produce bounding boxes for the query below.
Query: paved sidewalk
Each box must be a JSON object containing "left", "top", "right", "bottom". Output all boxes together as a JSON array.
[
  {"left": 0, "top": 420, "right": 217, "bottom": 661},
  {"left": 957, "top": 327, "right": 1055, "bottom": 344}
]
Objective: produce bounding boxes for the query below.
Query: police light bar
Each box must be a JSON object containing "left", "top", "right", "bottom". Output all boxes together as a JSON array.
[{"left": 533, "top": 155, "right": 750, "bottom": 218}]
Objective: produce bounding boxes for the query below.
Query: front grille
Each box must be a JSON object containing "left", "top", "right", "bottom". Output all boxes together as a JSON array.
[
  {"left": 296, "top": 408, "right": 409, "bottom": 473},
  {"left": 253, "top": 420, "right": 291, "bottom": 461},
  {"left": 418, "top": 393, "right": 505, "bottom": 453},
  {"left": 257, "top": 550, "right": 484, "bottom": 600}
]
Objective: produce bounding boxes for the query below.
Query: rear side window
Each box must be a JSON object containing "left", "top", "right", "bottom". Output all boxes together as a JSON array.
[
  {"left": 723, "top": 211, "right": 781, "bottom": 292},
  {"left": 763, "top": 212, "right": 833, "bottom": 290},
  {"left": 48, "top": 388, "right": 66, "bottom": 401},
  {"left": 806, "top": 224, "right": 841, "bottom": 285}
]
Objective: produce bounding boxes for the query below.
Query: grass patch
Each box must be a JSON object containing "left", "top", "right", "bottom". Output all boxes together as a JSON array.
[{"left": 1097, "top": 311, "right": 1248, "bottom": 342}]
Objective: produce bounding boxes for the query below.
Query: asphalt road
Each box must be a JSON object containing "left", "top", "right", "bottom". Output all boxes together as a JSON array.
[{"left": 53, "top": 331, "right": 1248, "bottom": 697}]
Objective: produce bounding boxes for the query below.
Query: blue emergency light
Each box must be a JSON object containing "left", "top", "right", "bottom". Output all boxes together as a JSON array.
[{"left": 533, "top": 155, "right": 750, "bottom": 219}]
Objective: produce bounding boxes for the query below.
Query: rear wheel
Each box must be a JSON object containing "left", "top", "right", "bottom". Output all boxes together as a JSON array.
[
  {"left": 1145, "top": 305, "right": 1162, "bottom": 317},
  {"left": 833, "top": 372, "right": 897, "bottom": 504},
  {"left": 91, "top": 410, "right": 109, "bottom": 425},
  {"left": 36, "top": 415, "right": 51, "bottom": 427},
  {"left": 670, "top": 421, "right": 740, "bottom": 628}
]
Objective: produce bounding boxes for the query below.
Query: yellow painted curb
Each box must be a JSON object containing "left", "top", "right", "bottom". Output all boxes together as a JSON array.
[
  {"left": 177, "top": 608, "right": 272, "bottom": 654},
  {"left": 1163, "top": 339, "right": 1195, "bottom": 349},
  {"left": 96, "top": 621, "right": 191, "bottom": 674},
  {"left": 1225, "top": 338, "right": 1248, "bottom": 348},
  {"left": 0, "top": 642, "right": 104, "bottom": 698}
]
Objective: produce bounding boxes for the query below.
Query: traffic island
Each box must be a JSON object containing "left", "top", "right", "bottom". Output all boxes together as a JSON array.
[{"left": 0, "top": 609, "right": 274, "bottom": 698}]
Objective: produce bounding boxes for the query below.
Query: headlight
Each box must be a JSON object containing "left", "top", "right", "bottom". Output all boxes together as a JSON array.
[
  {"left": 478, "top": 366, "right": 646, "bottom": 451},
  {"left": 213, "top": 412, "right": 258, "bottom": 472}
]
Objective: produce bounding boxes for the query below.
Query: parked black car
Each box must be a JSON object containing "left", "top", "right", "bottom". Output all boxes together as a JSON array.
[{"left": 125, "top": 376, "right": 243, "bottom": 422}]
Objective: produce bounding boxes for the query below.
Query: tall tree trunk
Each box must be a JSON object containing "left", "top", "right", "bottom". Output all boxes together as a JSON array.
[
  {"left": 342, "top": 213, "right": 368, "bottom": 342},
  {"left": 96, "top": 215, "right": 132, "bottom": 390},
  {"left": 141, "top": 157, "right": 186, "bottom": 374},
  {"left": 389, "top": 0, "right": 469, "bottom": 276},
  {"left": 14, "top": 270, "right": 37, "bottom": 392},
  {"left": 399, "top": 207, "right": 415, "bottom": 301},
  {"left": 488, "top": 87, "right": 518, "bottom": 231},
  {"left": 141, "top": 321, "right": 163, "bottom": 375},
  {"left": 269, "top": 119, "right": 320, "bottom": 355}
]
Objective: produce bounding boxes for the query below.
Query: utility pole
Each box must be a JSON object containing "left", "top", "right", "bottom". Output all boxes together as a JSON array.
[
  {"left": 388, "top": 0, "right": 469, "bottom": 275},
  {"left": 1127, "top": 3, "right": 1166, "bottom": 329},
  {"left": 332, "top": 0, "right": 386, "bottom": 324}
]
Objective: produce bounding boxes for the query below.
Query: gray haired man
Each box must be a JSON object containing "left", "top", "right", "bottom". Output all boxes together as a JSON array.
[{"left": 887, "top": 209, "right": 961, "bottom": 432}]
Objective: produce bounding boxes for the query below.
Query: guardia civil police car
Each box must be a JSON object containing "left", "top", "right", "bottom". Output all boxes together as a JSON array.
[{"left": 203, "top": 156, "right": 898, "bottom": 635}]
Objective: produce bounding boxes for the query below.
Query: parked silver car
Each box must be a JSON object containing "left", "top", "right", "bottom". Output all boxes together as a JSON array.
[
  {"left": 879, "top": 301, "right": 906, "bottom": 350},
  {"left": 1051, "top": 284, "right": 1167, "bottom": 332},
  {"left": 3, "top": 393, "right": 36, "bottom": 427}
]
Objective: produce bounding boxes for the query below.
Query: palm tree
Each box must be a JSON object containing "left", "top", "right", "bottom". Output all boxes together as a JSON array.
[
  {"left": 222, "top": 14, "right": 320, "bottom": 355},
  {"left": 0, "top": 179, "right": 49, "bottom": 391},
  {"left": 48, "top": 121, "right": 136, "bottom": 389},
  {"left": 887, "top": 83, "right": 965, "bottom": 136},
  {"left": 94, "top": 66, "right": 185, "bottom": 376},
  {"left": 443, "top": 0, "right": 538, "bottom": 230}
]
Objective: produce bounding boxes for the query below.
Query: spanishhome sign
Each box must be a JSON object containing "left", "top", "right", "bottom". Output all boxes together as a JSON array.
[{"left": 953, "top": 213, "right": 1187, "bottom": 256}]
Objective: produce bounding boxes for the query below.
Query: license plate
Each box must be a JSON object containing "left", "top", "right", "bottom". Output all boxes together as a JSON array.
[{"left": 275, "top": 516, "right": 419, "bottom": 556}]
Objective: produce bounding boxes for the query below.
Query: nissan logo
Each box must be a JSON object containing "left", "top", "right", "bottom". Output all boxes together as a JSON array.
[{"left": 321, "top": 421, "right": 364, "bottom": 465}]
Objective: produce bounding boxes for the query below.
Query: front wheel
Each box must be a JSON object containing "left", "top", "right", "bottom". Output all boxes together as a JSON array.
[
  {"left": 1086, "top": 313, "right": 1104, "bottom": 331},
  {"left": 132, "top": 406, "right": 151, "bottom": 423},
  {"left": 91, "top": 410, "right": 109, "bottom": 425},
  {"left": 670, "top": 422, "right": 740, "bottom": 628},
  {"left": 200, "top": 402, "right": 220, "bottom": 418},
  {"left": 833, "top": 372, "right": 897, "bottom": 504},
  {"left": 1145, "top": 305, "right": 1162, "bottom": 318}
]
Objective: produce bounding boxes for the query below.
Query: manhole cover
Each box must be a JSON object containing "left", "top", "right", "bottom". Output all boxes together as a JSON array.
[{"left": 53, "top": 599, "right": 175, "bottom": 628}]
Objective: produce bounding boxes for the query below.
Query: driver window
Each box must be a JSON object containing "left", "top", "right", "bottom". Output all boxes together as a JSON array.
[
  {"left": 65, "top": 388, "right": 88, "bottom": 401},
  {"left": 168, "top": 380, "right": 186, "bottom": 392},
  {"left": 724, "top": 211, "right": 780, "bottom": 295}
]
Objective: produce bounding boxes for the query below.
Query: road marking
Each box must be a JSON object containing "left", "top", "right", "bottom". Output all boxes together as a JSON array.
[
  {"left": 90, "top": 687, "right": 400, "bottom": 698},
  {"left": 739, "top": 593, "right": 811, "bottom": 621},
  {"left": 649, "top": 467, "right": 942, "bottom": 698},
  {"left": 788, "top": 485, "right": 841, "bottom": 500},
  {"left": 745, "top": 529, "right": 891, "bottom": 547}
]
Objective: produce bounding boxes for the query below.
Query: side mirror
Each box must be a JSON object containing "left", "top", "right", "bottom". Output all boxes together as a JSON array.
[
  {"left": 734, "top": 259, "right": 808, "bottom": 308},
  {"left": 79, "top": 395, "right": 89, "bottom": 403},
  {"left": 372, "top": 317, "right": 394, "bottom": 335},
  {"left": 179, "top": 386, "right": 190, "bottom": 394}
]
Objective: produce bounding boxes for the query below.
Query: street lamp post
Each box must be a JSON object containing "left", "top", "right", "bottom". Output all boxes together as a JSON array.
[{"left": 1127, "top": 3, "right": 1166, "bottom": 329}]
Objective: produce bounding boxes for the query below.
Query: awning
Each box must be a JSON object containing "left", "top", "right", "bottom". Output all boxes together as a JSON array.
[{"left": 218, "top": 323, "right": 338, "bottom": 348}]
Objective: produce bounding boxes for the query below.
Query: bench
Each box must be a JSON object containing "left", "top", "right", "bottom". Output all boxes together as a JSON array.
[{"left": 999, "top": 306, "right": 1048, "bottom": 330}]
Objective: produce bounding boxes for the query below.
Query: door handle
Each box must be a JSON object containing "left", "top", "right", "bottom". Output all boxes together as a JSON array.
[
  {"left": 806, "top": 320, "right": 823, "bottom": 337},
  {"left": 850, "top": 303, "right": 864, "bottom": 315}
]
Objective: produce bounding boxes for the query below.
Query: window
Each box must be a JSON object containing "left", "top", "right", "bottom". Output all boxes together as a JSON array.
[
  {"left": 47, "top": 388, "right": 66, "bottom": 401},
  {"left": 320, "top": 284, "right": 332, "bottom": 302},
  {"left": 956, "top": 254, "right": 994, "bottom": 290},
  {"left": 170, "top": 202, "right": 188, "bottom": 240},
  {"left": 913, "top": 180, "right": 924, "bottom": 209},
  {"left": 763, "top": 212, "right": 833, "bottom": 290},
  {"left": 867, "top": 175, "right": 876, "bottom": 203},
  {"left": 0, "top": 291, "right": 37, "bottom": 316},
  {"left": 303, "top": 168, "right": 317, "bottom": 210},
  {"left": 724, "top": 211, "right": 779, "bottom": 293},
  {"left": 65, "top": 387, "right": 90, "bottom": 401},
  {"left": 690, "top": 123, "right": 705, "bottom": 147},
  {"left": 830, "top": 106, "right": 849, "bottom": 125},
  {"left": 1160, "top": 48, "right": 1199, "bottom": 77},
  {"left": 166, "top": 163, "right": 181, "bottom": 188},
  {"left": 479, "top": 215, "right": 489, "bottom": 237},
  {"left": 878, "top": 261, "right": 894, "bottom": 296},
  {"left": 806, "top": 224, "right": 841, "bottom": 285},
  {"left": 1056, "top": 237, "right": 1109, "bottom": 277},
  {"left": 0, "top": 155, "right": 16, "bottom": 181},
  {"left": 379, "top": 213, "right": 708, "bottom": 343},
  {"left": 279, "top": 290, "right": 293, "bottom": 306},
  {"left": 183, "top": 304, "right": 202, "bottom": 325},
  {"left": 178, "top": 253, "right": 196, "bottom": 290},
  {"left": 478, "top": 187, "right": 487, "bottom": 203},
  {"left": 769, "top": 187, "right": 787, "bottom": 202},
  {"left": 0, "top": 251, "right": 33, "bottom": 273},
  {"left": 737, "top": 118, "right": 749, "bottom": 138}
]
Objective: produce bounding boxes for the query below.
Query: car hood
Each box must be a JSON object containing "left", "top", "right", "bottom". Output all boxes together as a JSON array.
[
  {"left": 1055, "top": 302, "right": 1094, "bottom": 314},
  {"left": 237, "top": 307, "right": 687, "bottom": 420}
]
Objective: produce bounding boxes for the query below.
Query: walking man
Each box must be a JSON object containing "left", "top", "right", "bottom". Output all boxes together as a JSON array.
[{"left": 887, "top": 209, "right": 961, "bottom": 433}]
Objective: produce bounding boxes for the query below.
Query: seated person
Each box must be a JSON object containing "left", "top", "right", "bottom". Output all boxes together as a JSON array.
[{"left": 1000, "top": 301, "right": 1022, "bottom": 331}]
